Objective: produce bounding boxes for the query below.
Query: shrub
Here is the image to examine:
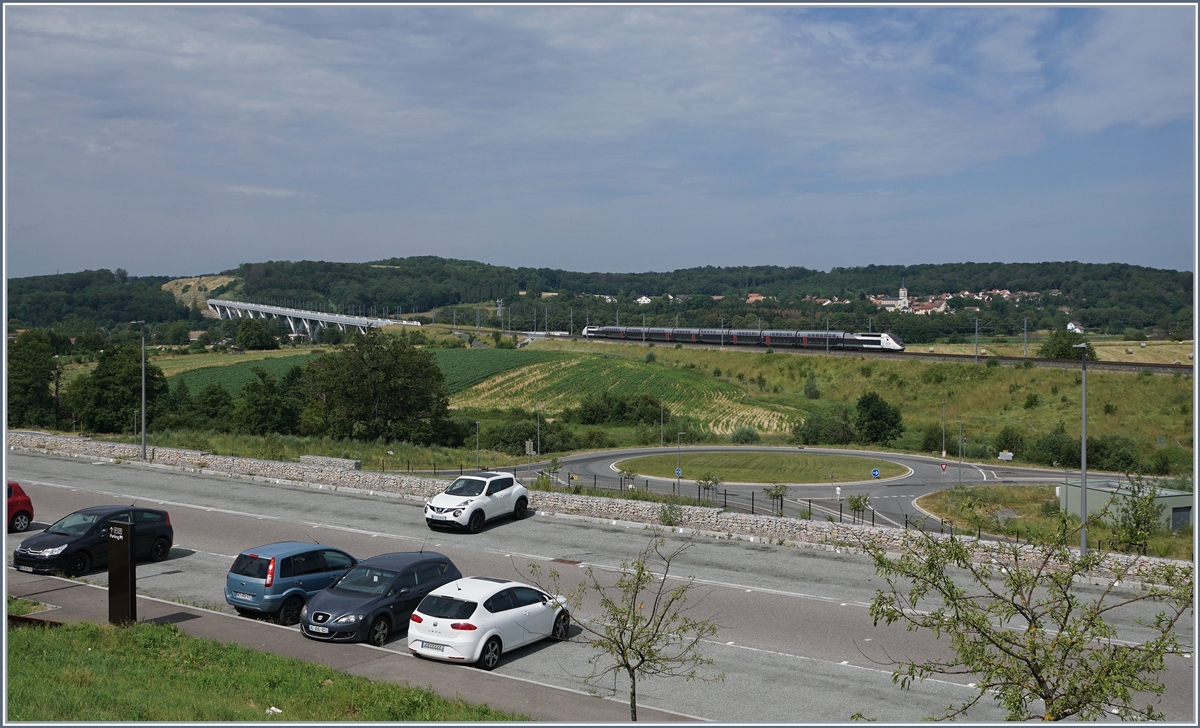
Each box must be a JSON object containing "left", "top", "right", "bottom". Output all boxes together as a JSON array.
[
  {"left": 729, "top": 426, "right": 760, "bottom": 444},
  {"left": 855, "top": 391, "right": 904, "bottom": 445},
  {"left": 993, "top": 425, "right": 1026, "bottom": 455},
  {"left": 920, "top": 423, "right": 943, "bottom": 453},
  {"left": 644, "top": 351, "right": 657, "bottom": 364},
  {"left": 658, "top": 503, "right": 683, "bottom": 527},
  {"left": 794, "top": 406, "right": 855, "bottom": 446},
  {"left": 1023, "top": 393, "right": 1040, "bottom": 409},
  {"left": 803, "top": 370, "right": 820, "bottom": 400}
]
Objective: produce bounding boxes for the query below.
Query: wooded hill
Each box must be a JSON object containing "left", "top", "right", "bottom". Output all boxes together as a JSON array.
[{"left": 7, "top": 258, "right": 1193, "bottom": 342}]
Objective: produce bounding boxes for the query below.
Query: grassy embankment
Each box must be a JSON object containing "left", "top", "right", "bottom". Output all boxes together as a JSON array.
[
  {"left": 518, "top": 338, "right": 1193, "bottom": 467},
  {"left": 617, "top": 452, "right": 906, "bottom": 484},
  {"left": 7, "top": 594, "right": 49, "bottom": 616},
  {"left": 917, "top": 484, "right": 1193, "bottom": 560},
  {"left": 6, "top": 621, "right": 525, "bottom": 721},
  {"left": 84, "top": 337, "right": 1191, "bottom": 474}
]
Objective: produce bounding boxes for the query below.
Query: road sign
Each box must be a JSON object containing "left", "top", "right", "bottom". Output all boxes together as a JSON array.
[
  {"left": 525, "top": 440, "right": 534, "bottom": 456},
  {"left": 998, "top": 451, "right": 1014, "bottom": 461},
  {"left": 675, "top": 467, "right": 682, "bottom": 477},
  {"left": 940, "top": 463, "right": 948, "bottom": 472},
  {"left": 871, "top": 469, "right": 880, "bottom": 478}
]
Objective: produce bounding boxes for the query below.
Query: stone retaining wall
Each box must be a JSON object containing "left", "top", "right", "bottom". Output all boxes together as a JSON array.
[
  {"left": 298, "top": 455, "right": 362, "bottom": 470},
  {"left": 8, "top": 432, "right": 1182, "bottom": 581}
]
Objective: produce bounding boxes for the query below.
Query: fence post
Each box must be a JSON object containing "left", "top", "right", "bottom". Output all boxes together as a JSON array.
[
  {"left": 839, "top": 503, "right": 842, "bottom": 522},
  {"left": 724, "top": 490, "right": 727, "bottom": 509},
  {"left": 904, "top": 513, "right": 908, "bottom": 529},
  {"left": 871, "top": 510, "right": 874, "bottom": 527},
  {"left": 594, "top": 474, "right": 597, "bottom": 489},
  {"left": 808, "top": 498, "right": 811, "bottom": 518},
  {"left": 751, "top": 492, "right": 755, "bottom": 514},
  {"left": 697, "top": 484, "right": 701, "bottom": 502}
]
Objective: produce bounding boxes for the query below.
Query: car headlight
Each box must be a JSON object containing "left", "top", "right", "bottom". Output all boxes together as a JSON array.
[
  {"left": 333, "top": 614, "right": 362, "bottom": 625},
  {"left": 300, "top": 605, "right": 308, "bottom": 618},
  {"left": 36, "top": 545, "right": 68, "bottom": 557},
  {"left": 453, "top": 509, "right": 463, "bottom": 517}
]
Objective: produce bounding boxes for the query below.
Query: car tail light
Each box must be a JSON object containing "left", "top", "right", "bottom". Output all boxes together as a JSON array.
[
  {"left": 265, "top": 557, "right": 276, "bottom": 587},
  {"left": 450, "top": 622, "right": 477, "bottom": 631},
  {"left": 165, "top": 512, "right": 172, "bottom": 527},
  {"left": 410, "top": 614, "right": 423, "bottom": 623}
]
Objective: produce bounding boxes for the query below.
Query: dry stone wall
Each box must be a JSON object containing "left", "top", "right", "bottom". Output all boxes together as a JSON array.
[{"left": 7, "top": 432, "right": 1183, "bottom": 581}]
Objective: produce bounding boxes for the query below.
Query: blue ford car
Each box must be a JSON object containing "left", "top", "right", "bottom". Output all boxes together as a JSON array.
[{"left": 225, "top": 542, "right": 357, "bottom": 625}]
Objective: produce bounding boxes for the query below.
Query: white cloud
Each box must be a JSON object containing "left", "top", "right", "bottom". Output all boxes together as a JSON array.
[{"left": 224, "top": 185, "right": 301, "bottom": 199}]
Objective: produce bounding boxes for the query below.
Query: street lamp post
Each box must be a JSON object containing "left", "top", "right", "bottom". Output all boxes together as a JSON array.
[
  {"left": 475, "top": 421, "right": 480, "bottom": 470},
  {"left": 536, "top": 404, "right": 541, "bottom": 459},
  {"left": 677, "top": 432, "right": 686, "bottom": 492},
  {"left": 131, "top": 321, "right": 146, "bottom": 460},
  {"left": 957, "top": 420, "right": 963, "bottom": 488},
  {"left": 660, "top": 398, "right": 664, "bottom": 446},
  {"left": 1073, "top": 342, "right": 1089, "bottom": 557},
  {"left": 940, "top": 402, "right": 946, "bottom": 458}
]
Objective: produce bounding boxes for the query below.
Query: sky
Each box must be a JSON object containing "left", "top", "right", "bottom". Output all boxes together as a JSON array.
[{"left": 3, "top": 4, "right": 1196, "bottom": 279}]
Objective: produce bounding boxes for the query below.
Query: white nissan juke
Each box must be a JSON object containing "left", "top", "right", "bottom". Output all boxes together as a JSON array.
[
  {"left": 408, "top": 576, "right": 570, "bottom": 670},
  {"left": 424, "top": 472, "right": 529, "bottom": 533}
]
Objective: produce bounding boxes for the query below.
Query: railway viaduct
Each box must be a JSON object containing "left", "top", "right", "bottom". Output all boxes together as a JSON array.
[{"left": 206, "top": 300, "right": 419, "bottom": 337}]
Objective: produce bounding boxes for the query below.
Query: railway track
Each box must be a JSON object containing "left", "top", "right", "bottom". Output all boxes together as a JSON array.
[{"left": 537, "top": 333, "right": 1193, "bottom": 374}]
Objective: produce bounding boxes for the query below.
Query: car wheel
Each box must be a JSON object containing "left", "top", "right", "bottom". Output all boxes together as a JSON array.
[
  {"left": 277, "top": 596, "right": 304, "bottom": 626},
  {"left": 467, "top": 510, "right": 485, "bottom": 534},
  {"left": 149, "top": 537, "right": 171, "bottom": 562},
  {"left": 9, "top": 512, "right": 30, "bottom": 533},
  {"left": 513, "top": 497, "right": 528, "bottom": 520},
  {"left": 478, "top": 636, "right": 502, "bottom": 670},
  {"left": 552, "top": 611, "right": 570, "bottom": 641},
  {"left": 368, "top": 617, "right": 391, "bottom": 647},
  {"left": 64, "top": 551, "right": 91, "bottom": 577}
]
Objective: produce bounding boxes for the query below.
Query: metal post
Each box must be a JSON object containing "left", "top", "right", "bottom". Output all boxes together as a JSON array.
[
  {"left": 536, "top": 404, "right": 541, "bottom": 458},
  {"left": 839, "top": 503, "right": 842, "bottom": 522},
  {"left": 940, "top": 402, "right": 946, "bottom": 458},
  {"left": 751, "top": 492, "right": 755, "bottom": 514},
  {"left": 957, "top": 420, "right": 963, "bottom": 488},
  {"left": 825, "top": 317, "right": 830, "bottom": 353},
  {"left": 974, "top": 318, "right": 980, "bottom": 363},
  {"left": 475, "top": 421, "right": 480, "bottom": 469},
  {"left": 1023, "top": 318, "right": 1029, "bottom": 358},
  {"left": 677, "top": 432, "right": 684, "bottom": 492},
  {"left": 1074, "top": 343, "right": 1089, "bottom": 557},
  {"left": 131, "top": 321, "right": 147, "bottom": 460}
]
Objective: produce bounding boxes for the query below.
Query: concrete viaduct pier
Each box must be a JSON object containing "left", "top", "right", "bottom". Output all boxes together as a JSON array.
[{"left": 206, "top": 300, "right": 419, "bottom": 337}]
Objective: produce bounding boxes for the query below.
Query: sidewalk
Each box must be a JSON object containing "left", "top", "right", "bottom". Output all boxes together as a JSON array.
[{"left": 6, "top": 569, "right": 692, "bottom": 722}]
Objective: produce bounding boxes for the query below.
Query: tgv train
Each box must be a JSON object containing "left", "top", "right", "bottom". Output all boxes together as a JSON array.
[{"left": 581, "top": 326, "right": 905, "bottom": 351}]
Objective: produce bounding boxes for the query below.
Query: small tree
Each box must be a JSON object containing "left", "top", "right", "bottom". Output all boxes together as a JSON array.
[
  {"left": 855, "top": 392, "right": 904, "bottom": 444},
  {"left": 528, "top": 538, "right": 723, "bottom": 720},
  {"left": 544, "top": 456, "right": 563, "bottom": 484},
  {"left": 1037, "top": 329, "right": 1097, "bottom": 360},
  {"left": 803, "top": 370, "right": 821, "bottom": 400},
  {"left": 847, "top": 494, "right": 871, "bottom": 523},
  {"left": 618, "top": 466, "right": 639, "bottom": 489},
  {"left": 762, "top": 483, "right": 790, "bottom": 516},
  {"left": 1112, "top": 477, "right": 1165, "bottom": 555},
  {"left": 695, "top": 472, "right": 721, "bottom": 501},
  {"left": 863, "top": 512, "right": 1193, "bottom": 721}
]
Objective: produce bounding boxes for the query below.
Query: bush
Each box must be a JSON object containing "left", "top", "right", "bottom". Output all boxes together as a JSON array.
[
  {"left": 855, "top": 391, "right": 904, "bottom": 445},
  {"left": 993, "top": 425, "right": 1026, "bottom": 455},
  {"left": 644, "top": 351, "right": 656, "bottom": 364},
  {"left": 794, "top": 406, "right": 855, "bottom": 445},
  {"left": 1023, "top": 393, "right": 1040, "bottom": 409},
  {"left": 658, "top": 503, "right": 683, "bottom": 527},
  {"left": 729, "top": 426, "right": 760, "bottom": 444},
  {"left": 920, "top": 423, "right": 943, "bottom": 453},
  {"left": 1037, "top": 330, "right": 1097, "bottom": 360},
  {"left": 803, "top": 370, "right": 820, "bottom": 399}
]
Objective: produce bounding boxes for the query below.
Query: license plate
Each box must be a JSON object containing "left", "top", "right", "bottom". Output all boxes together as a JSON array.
[
  {"left": 309, "top": 625, "right": 329, "bottom": 634},
  {"left": 421, "top": 641, "right": 445, "bottom": 652},
  {"left": 431, "top": 514, "right": 447, "bottom": 520},
  {"left": 16, "top": 565, "right": 33, "bottom": 572},
  {"left": 234, "top": 592, "right": 254, "bottom": 601}
]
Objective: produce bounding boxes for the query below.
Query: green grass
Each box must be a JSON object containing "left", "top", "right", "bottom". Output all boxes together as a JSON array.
[
  {"left": 104, "top": 430, "right": 529, "bottom": 472},
  {"left": 523, "top": 339, "right": 1194, "bottom": 467},
  {"left": 6, "top": 595, "right": 47, "bottom": 616},
  {"left": 617, "top": 452, "right": 907, "bottom": 484},
  {"left": 529, "top": 476, "right": 713, "bottom": 507},
  {"left": 169, "top": 353, "right": 317, "bottom": 393},
  {"left": 918, "top": 484, "right": 1194, "bottom": 560},
  {"left": 6, "top": 621, "right": 526, "bottom": 721}
]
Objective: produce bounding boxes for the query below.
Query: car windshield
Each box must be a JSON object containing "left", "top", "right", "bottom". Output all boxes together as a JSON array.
[
  {"left": 417, "top": 595, "right": 478, "bottom": 620},
  {"left": 46, "top": 511, "right": 103, "bottom": 536},
  {"left": 331, "top": 567, "right": 398, "bottom": 596},
  {"left": 444, "top": 478, "right": 485, "bottom": 497}
]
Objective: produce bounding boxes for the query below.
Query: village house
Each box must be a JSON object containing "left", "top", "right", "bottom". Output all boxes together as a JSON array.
[
  {"left": 746, "top": 292, "right": 767, "bottom": 304},
  {"left": 635, "top": 295, "right": 652, "bottom": 305}
]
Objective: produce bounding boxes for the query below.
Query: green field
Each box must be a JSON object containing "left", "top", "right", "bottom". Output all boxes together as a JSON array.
[
  {"left": 617, "top": 452, "right": 907, "bottom": 484},
  {"left": 166, "top": 348, "right": 559, "bottom": 396},
  {"left": 6, "top": 621, "right": 523, "bottom": 721},
  {"left": 430, "top": 348, "right": 562, "bottom": 394},
  {"left": 170, "top": 354, "right": 317, "bottom": 393},
  {"left": 452, "top": 353, "right": 788, "bottom": 435}
]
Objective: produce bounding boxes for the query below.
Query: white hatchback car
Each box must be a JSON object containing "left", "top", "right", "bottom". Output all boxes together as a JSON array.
[
  {"left": 424, "top": 472, "right": 529, "bottom": 533},
  {"left": 408, "top": 576, "right": 570, "bottom": 670}
]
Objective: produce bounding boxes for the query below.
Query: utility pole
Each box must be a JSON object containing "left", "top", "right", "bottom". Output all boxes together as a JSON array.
[
  {"left": 475, "top": 421, "right": 480, "bottom": 470},
  {"left": 660, "top": 398, "right": 664, "bottom": 446},
  {"left": 957, "top": 420, "right": 963, "bottom": 488},
  {"left": 677, "top": 432, "right": 686, "bottom": 492},
  {"left": 569, "top": 308, "right": 573, "bottom": 335},
  {"left": 642, "top": 314, "right": 646, "bottom": 342},
  {"left": 536, "top": 404, "right": 541, "bottom": 459},
  {"left": 974, "top": 318, "right": 980, "bottom": 363},
  {"left": 940, "top": 402, "right": 946, "bottom": 458},
  {"left": 868, "top": 316, "right": 872, "bottom": 333},
  {"left": 131, "top": 321, "right": 146, "bottom": 460},
  {"left": 1023, "top": 317, "right": 1030, "bottom": 358},
  {"left": 825, "top": 317, "right": 830, "bottom": 353},
  {"left": 1074, "top": 343, "right": 1089, "bottom": 557}
]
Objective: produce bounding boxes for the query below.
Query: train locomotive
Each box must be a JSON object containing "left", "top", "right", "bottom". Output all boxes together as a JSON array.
[{"left": 581, "top": 326, "right": 905, "bottom": 351}]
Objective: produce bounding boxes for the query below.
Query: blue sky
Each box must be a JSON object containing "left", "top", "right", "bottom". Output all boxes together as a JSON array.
[{"left": 4, "top": 5, "right": 1195, "bottom": 278}]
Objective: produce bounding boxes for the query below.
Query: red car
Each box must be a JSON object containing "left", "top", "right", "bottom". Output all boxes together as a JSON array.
[{"left": 7, "top": 481, "right": 34, "bottom": 532}]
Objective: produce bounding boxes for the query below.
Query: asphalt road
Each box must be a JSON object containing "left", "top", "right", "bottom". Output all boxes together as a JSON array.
[
  {"left": 535, "top": 445, "right": 1070, "bottom": 530},
  {"left": 5, "top": 452, "right": 1193, "bottom": 722}
]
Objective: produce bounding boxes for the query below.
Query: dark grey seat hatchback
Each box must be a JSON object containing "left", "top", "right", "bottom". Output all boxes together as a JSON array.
[
  {"left": 13, "top": 505, "right": 173, "bottom": 576},
  {"left": 300, "top": 551, "right": 461, "bottom": 647}
]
